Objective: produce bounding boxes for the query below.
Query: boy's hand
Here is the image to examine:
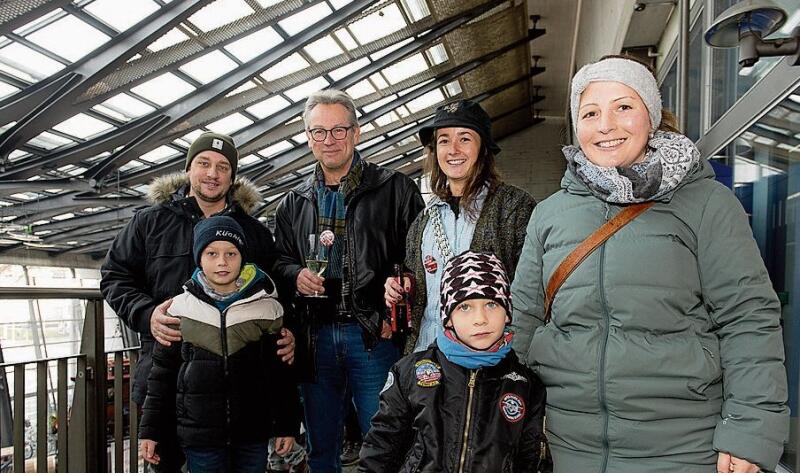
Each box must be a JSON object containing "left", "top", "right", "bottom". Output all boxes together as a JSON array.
[
  {"left": 274, "top": 437, "right": 295, "bottom": 456},
  {"left": 141, "top": 439, "right": 160, "bottom": 464},
  {"left": 277, "top": 328, "right": 295, "bottom": 365},
  {"left": 296, "top": 268, "right": 325, "bottom": 296},
  {"left": 151, "top": 299, "right": 181, "bottom": 346},
  {"left": 717, "top": 452, "right": 759, "bottom": 473}
]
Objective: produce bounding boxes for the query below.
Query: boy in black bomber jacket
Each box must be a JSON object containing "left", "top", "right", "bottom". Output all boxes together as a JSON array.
[
  {"left": 359, "top": 251, "right": 546, "bottom": 473},
  {"left": 139, "top": 216, "right": 300, "bottom": 473}
]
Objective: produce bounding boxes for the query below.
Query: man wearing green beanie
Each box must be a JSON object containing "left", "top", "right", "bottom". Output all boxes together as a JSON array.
[{"left": 101, "top": 131, "right": 297, "bottom": 472}]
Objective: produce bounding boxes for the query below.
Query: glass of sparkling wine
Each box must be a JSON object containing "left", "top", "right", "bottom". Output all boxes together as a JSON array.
[{"left": 305, "top": 234, "right": 328, "bottom": 298}]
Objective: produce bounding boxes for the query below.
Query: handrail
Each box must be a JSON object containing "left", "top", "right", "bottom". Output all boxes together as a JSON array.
[
  {"left": 0, "top": 353, "right": 86, "bottom": 369},
  {"left": 0, "top": 287, "right": 102, "bottom": 299}
]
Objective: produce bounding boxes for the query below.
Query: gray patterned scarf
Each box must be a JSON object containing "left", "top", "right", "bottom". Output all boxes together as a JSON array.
[{"left": 563, "top": 131, "right": 701, "bottom": 203}]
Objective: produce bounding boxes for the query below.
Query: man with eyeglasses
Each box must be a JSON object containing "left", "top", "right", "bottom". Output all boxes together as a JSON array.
[{"left": 273, "top": 89, "right": 424, "bottom": 472}]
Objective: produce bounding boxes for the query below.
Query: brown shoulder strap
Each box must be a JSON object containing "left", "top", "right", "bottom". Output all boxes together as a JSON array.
[{"left": 543, "top": 201, "right": 655, "bottom": 323}]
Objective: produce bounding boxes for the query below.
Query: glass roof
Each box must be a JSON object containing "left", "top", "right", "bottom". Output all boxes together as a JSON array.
[{"left": 0, "top": 0, "right": 520, "bottom": 254}]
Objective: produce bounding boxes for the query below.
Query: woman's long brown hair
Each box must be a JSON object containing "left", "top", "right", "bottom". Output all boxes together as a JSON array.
[{"left": 423, "top": 133, "right": 501, "bottom": 220}]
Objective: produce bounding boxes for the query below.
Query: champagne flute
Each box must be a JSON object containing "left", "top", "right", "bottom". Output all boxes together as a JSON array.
[{"left": 305, "top": 234, "right": 328, "bottom": 298}]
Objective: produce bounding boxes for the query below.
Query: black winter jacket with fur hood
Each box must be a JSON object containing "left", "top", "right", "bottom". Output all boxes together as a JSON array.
[{"left": 100, "top": 173, "right": 276, "bottom": 404}]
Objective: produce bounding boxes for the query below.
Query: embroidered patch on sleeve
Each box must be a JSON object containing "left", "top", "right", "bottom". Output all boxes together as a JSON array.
[
  {"left": 380, "top": 371, "right": 395, "bottom": 395},
  {"left": 415, "top": 359, "right": 441, "bottom": 387},
  {"left": 499, "top": 393, "right": 525, "bottom": 422}
]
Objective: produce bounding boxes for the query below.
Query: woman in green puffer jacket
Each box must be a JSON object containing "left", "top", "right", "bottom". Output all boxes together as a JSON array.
[{"left": 511, "top": 55, "right": 789, "bottom": 473}]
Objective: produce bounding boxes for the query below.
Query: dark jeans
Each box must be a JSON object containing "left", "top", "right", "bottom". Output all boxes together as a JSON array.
[
  {"left": 183, "top": 442, "right": 268, "bottom": 473},
  {"left": 301, "top": 322, "right": 399, "bottom": 473}
]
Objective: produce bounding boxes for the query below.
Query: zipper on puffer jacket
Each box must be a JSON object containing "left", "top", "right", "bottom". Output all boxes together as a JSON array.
[
  {"left": 598, "top": 205, "right": 611, "bottom": 473},
  {"left": 458, "top": 370, "right": 478, "bottom": 473}
]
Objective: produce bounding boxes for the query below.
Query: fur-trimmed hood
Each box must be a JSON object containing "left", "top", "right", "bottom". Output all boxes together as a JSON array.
[{"left": 146, "top": 172, "right": 262, "bottom": 213}]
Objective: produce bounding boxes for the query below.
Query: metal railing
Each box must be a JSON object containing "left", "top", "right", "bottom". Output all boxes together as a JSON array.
[{"left": 0, "top": 287, "right": 141, "bottom": 473}]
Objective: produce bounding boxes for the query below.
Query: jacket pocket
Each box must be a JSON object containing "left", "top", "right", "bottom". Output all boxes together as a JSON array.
[{"left": 687, "top": 332, "right": 722, "bottom": 398}]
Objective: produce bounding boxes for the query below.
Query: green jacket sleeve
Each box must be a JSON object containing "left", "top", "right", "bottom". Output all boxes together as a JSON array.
[
  {"left": 699, "top": 184, "right": 789, "bottom": 470},
  {"left": 509, "top": 206, "right": 545, "bottom": 362}
]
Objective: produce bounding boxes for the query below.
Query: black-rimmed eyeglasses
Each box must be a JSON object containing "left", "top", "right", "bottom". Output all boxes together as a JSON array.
[{"left": 307, "top": 126, "right": 353, "bottom": 142}]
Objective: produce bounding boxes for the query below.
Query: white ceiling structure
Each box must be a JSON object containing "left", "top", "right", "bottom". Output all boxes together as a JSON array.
[{"left": 0, "top": 0, "right": 596, "bottom": 258}]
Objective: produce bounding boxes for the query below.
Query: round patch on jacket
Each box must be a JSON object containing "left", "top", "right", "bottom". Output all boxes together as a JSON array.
[
  {"left": 320, "top": 230, "right": 335, "bottom": 247},
  {"left": 423, "top": 255, "right": 438, "bottom": 273},
  {"left": 415, "top": 359, "right": 441, "bottom": 387},
  {"left": 499, "top": 393, "right": 525, "bottom": 423}
]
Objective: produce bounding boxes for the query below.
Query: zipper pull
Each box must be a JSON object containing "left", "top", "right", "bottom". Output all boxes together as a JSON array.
[{"left": 468, "top": 371, "right": 477, "bottom": 388}]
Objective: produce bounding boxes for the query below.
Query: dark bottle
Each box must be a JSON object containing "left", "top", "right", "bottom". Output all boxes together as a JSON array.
[{"left": 390, "top": 264, "right": 411, "bottom": 334}]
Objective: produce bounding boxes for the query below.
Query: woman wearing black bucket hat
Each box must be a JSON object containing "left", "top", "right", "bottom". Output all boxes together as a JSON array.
[{"left": 384, "top": 99, "right": 536, "bottom": 354}]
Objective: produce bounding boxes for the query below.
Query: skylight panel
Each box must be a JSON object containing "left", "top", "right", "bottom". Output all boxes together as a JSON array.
[
  {"left": 329, "top": 57, "right": 370, "bottom": 81},
  {"left": 362, "top": 94, "right": 396, "bottom": 112},
  {"left": 259, "top": 140, "right": 293, "bottom": 157},
  {"left": 206, "top": 113, "right": 253, "bottom": 134},
  {"left": 0, "top": 42, "right": 64, "bottom": 79},
  {"left": 348, "top": 4, "right": 407, "bottom": 45},
  {"left": 239, "top": 154, "right": 261, "bottom": 165},
  {"left": 187, "top": 0, "right": 255, "bottom": 31},
  {"left": 286, "top": 77, "right": 330, "bottom": 102},
  {"left": 148, "top": 28, "right": 191, "bottom": 52},
  {"left": 12, "top": 9, "right": 63, "bottom": 36},
  {"left": 401, "top": 0, "right": 432, "bottom": 22},
  {"left": 182, "top": 129, "right": 205, "bottom": 143},
  {"left": 382, "top": 53, "right": 428, "bottom": 84},
  {"left": 405, "top": 89, "right": 445, "bottom": 113},
  {"left": 330, "top": 0, "right": 355, "bottom": 9},
  {"left": 246, "top": 95, "right": 291, "bottom": 118},
  {"left": 131, "top": 73, "right": 195, "bottom": 106},
  {"left": 26, "top": 14, "right": 110, "bottom": 62},
  {"left": 179, "top": 50, "right": 238, "bottom": 83},
  {"left": 335, "top": 29, "right": 359, "bottom": 50},
  {"left": 261, "top": 53, "right": 309, "bottom": 81},
  {"left": 224, "top": 26, "right": 283, "bottom": 62},
  {"left": 102, "top": 93, "right": 156, "bottom": 118},
  {"left": 345, "top": 80, "right": 376, "bottom": 100},
  {"left": 68, "top": 166, "right": 87, "bottom": 176},
  {"left": 92, "top": 104, "right": 128, "bottom": 122},
  {"left": 369, "top": 37, "right": 414, "bottom": 61},
  {"left": 292, "top": 132, "right": 308, "bottom": 144},
  {"left": 52, "top": 113, "right": 113, "bottom": 139},
  {"left": 374, "top": 111, "right": 400, "bottom": 127},
  {"left": 396, "top": 105, "right": 410, "bottom": 117},
  {"left": 369, "top": 73, "right": 389, "bottom": 89},
  {"left": 0, "top": 82, "right": 19, "bottom": 99},
  {"left": 8, "top": 150, "right": 28, "bottom": 163},
  {"left": 278, "top": 3, "right": 332, "bottom": 35},
  {"left": 140, "top": 145, "right": 180, "bottom": 164},
  {"left": 426, "top": 43, "right": 448, "bottom": 65},
  {"left": 118, "top": 160, "right": 146, "bottom": 173},
  {"left": 304, "top": 35, "right": 344, "bottom": 63},
  {"left": 28, "top": 131, "right": 74, "bottom": 150},
  {"left": 255, "top": 0, "right": 283, "bottom": 6},
  {"left": 85, "top": 0, "right": 159, "bottom": 32},
  {"left": 360, "top": 123, "right": 375, "bottom": 133},
  {"left": 445, "top": 80, "right": 462, "bottom": 97}
]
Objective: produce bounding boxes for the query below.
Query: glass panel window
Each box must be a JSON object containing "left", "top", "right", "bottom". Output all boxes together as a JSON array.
[
  {"left": 348, "top": 4, "right": 407, "bottom": 44},
  {"left": 224, "top": 26, "right": 283, "bottom": 62},
  {"left": 401, "top": 0, "right": 432, "bottom": 22},
  {"left": 246, "top": 95, "right": 291, "bottom": 118},
  {"left": 711, "top": 84, "right": 800, "bottom": 472},
  {"left": 0, "top": 81, "right": 19, "bottom": 99},
  {"left": 0, "top": 42, "right": 65, "bottom": 79},
  {"left": 206, "top": 113, "right": 253, "bottom": 134},
  {"left": 130, "top": 73, "right": 195, "bottom": 106},
  {"left": 304, "top": 35, "right": 344, "bottom": 63},
  {"left": 382, "top": 53, "right": 428, "bottom": 84},
  {"left": 335, "top": 28, "right": 359, "bottom": 50},
  {"left": 187, "top": 0, "right": 254, "bottom": 31},
  {"left": 140, "top": 145, "right": 180, "bottom": 164},
  {"left": 52, "top": 113, "right": 113, "bottom": 139},
  {"left": 179, "top": 49, "right": 238, "bottom": 84},
  {"left": 329, "top": 57, "right": 370, "bottom": 81},
  {"left": 285, "top": 77, "right": 330, "bottom": 102},
  {"left": 147, "top": 28, "right": 190, "bottom": 52},
  {"left": 659, "top": 60, "right": 678, "bottom": 115},
  {"left": 685, "top": 10, "right": 703, "bottom": 141},
  {"left": 101, "top": 93, "right": 155, "bottom": 119},
  {"left": 346, "top": 80, "right": 376, "bottom": 100},
  {"left": 259, "top": 140, "right": 293, "bottom": 158},
  {"left": 84, "top": 0, "right": 159, "bottom": 32},
  {"left": 261, "top": 53, "right": 309, "bottom": 81},
  {"left": 26, "top": 14, "right": 109, "bottom": 62},
  {"left": 278, "top": 3, "right": 332, "bottom": 35}
]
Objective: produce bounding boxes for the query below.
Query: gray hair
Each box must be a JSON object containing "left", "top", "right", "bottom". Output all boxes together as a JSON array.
[{"left": 302, "top": 89, "right": 359, "bottom": 128}]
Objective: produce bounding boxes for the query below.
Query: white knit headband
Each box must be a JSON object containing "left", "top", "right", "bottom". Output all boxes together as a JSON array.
[{"left": 569, "top": 57, "right": 662, "bottom": 133}]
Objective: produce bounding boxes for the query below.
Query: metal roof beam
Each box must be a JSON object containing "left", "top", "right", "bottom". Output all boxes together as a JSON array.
[
  {"left": 83, "top": 0, "right": 378, "bottom": 184},
  {"left": 0, "top": 0, "right": 71, "bottom": 37},
  {"left": 0, "top": 0, "right": 210, "bottom": 161},
  {"left": 31, "top": 206, "right": 138, "bottom": 232}
]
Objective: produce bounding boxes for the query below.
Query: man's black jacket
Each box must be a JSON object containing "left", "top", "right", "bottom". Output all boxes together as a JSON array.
[
  {"left": 100, "top": 173, "right": 275, "bottom": 403},
  {"left": 272, "top": 160, "right": 424, "bottom": 376},
  {"left": 359, "top": 344, "right": 546, "bottom": 473}
]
